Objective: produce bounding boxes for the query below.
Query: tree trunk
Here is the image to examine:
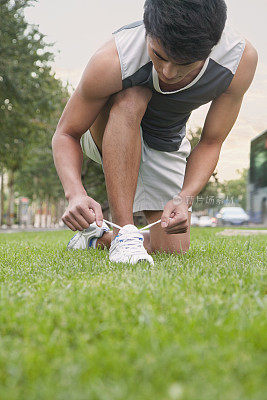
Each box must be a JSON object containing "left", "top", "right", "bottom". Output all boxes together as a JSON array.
[
  {"left": 7, "top": 170, "right": 15, "bottom": 227},
  {"left": 44, "top": 199, "right": 48, "bottom": 228},
  {"left": 0, "top": 170, "right": 4, "bottom": 226},
  {"left": 44, "top": 196, "right": 51, "bottom": 228},
  {"left": 32, "top": 192, "right": 39, "bottom": 227},
  {"left": 50, "top": 201, "right": 55, "bottom": 226},
  {"left": 36, "top": 198, "right": 42, "bottom": 228},
  {"left": 55, "top": 199, "right": 62, "bottom": 226},
  {"left": 40, "top": 200, "right": 45, "bottom": 228}
]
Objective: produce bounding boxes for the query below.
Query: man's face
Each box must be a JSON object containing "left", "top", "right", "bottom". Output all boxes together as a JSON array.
[{"left": 147, "top": 35, "right": 205, "bottom": 84}]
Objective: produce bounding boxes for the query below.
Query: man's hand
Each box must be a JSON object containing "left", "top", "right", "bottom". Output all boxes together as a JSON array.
[
  {"left": 161, "top": 197, "right": 189, "bottom": 234},
  {"left": 62, "top": 195, "right": 103, "bottom": 231}
]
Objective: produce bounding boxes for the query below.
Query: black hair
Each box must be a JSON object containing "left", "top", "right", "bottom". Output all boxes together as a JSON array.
[{"left": 143, "top": 0, "right": 227, "bottom": 63}]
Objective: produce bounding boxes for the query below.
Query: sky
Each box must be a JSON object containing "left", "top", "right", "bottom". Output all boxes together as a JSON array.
[{"left": 24, "top": 0, "right": 267, "bottom": 182}]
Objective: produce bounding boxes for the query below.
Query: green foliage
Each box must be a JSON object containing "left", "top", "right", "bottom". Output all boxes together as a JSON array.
[
  {"left": 0, "top": 229, "right": 266, "bottom": 399},
  {"left": 0, "top": 0, "right": 56, "bottom": 171},
  {"left": 14, "top": 76, "right": 69, "bottom": 203},
  {"left": 0, "top": 0, "right": 70, "bottom": 207},
  {"left": 0, "top": 0, "right": 107, "bottom": 209},
  {"left": 221, "top": 168, "right": 248, "bottom": 209},
  {"left": 187, "top": 126, "right": 202, "bottom": 150}
]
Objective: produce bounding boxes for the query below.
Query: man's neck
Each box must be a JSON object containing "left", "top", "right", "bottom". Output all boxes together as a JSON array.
[{"left": 158, "top": 60, "right": 206, "bottom": 92}]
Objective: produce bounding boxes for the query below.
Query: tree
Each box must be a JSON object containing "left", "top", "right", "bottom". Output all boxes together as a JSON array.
[
  {"left": 0, "top": 0, "right": 68, "bottom": 224},
  {"left": 220, "top": 168, "right": 248, "bottom": 209},
  {"left": 0, "top": 0, "right": 55, "bottom": 168}
]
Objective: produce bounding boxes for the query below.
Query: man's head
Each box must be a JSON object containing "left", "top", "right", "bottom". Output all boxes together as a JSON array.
[{"left": 144, "top": 0, "right": 227, "bottom": 64}]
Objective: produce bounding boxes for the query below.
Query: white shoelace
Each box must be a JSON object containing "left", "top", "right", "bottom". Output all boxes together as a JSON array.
[
  {"left": 109, "top": 228, "right": 151, "bottom": 262},
  {"left": 102, "top": 219, "right": 162, "bottom": 232},
  {"left": 110, "top": 232, "right": 145, "bottom": 253}
]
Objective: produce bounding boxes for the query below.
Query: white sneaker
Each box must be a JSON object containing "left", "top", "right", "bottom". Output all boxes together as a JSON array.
[
  {"left": 67, "top": 221, "right": 110, "bottom": 250},
  {"left": 109, "top": 224, "right": 154, "bottom": 265}
]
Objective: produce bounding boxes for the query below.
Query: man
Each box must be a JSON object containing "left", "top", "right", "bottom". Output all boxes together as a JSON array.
[{"left": 52, "top": 0, "right": 257, "bottom": 265}]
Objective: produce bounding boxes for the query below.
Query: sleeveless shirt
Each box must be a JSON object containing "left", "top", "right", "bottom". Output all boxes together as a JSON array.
[{"left": 112, "top": 21, "right": 246, "bottom": 152}]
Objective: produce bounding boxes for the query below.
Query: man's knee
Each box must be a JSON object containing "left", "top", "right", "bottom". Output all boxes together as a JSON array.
[
  {"left": 90, "top": 87, "right": 151, "bottom": 152},
  {"left": 110, "top": 86, "right": 152, "bottom": 120}
]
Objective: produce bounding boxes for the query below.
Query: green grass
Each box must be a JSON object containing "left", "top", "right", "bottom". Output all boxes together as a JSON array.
[{"left": 0, "top": 228, "right": 266, "bottom": 400}]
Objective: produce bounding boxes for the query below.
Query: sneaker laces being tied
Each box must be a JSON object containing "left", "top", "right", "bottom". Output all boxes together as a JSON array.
[
  {"left": 106, "top": 220, "right": 162, "bottom": 258},
  {"left": 87, "top": 209, "right": 162, "bottom": 233},
  {"left": 110, "top": 230, "right": 146, "bottom": 255},
  {"left": 102, "top": 219, "right": 162, "bottom": 232}
]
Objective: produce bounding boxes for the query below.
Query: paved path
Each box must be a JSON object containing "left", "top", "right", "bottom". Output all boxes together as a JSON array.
[
  {"left": 1, "top": 225, "right": 267, "bottom": 235},
  {"left": 217, "top": 229, "right": 267, "bottom": 236},
  {"left": 0, "top": 227, "right": 67, "bottom": 234}
]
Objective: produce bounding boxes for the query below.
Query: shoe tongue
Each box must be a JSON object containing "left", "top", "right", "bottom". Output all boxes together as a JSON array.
[{"left": 119, "top": 224, "right": 139, "bottom": 235}]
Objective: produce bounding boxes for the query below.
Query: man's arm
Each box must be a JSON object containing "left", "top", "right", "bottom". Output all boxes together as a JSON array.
[
  {"left": 179, "top": 39, "right": 258, "bottom": 206},
  {"left": 161, "top": 40, "right": 258, "bottom": 232},
  {"left": 52, "top": 38, "right": 122, "bottom": 231}
]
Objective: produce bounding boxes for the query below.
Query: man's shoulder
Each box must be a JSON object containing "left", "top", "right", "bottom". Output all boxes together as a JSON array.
[
  {"left": 235, "top": 39, "right": 258, "bottom": 72},
  {"left": 79, "top": 38, "right": 122, "bottom": 99},
  {"left": 112, "top": 21, "right": 151, "bottom": 83},
  {"left": 224, "top": 39, "right": 258, "bottom": 96},
  {"left": 209, "top": 23, "right": 246, "bottom": 73},
  {"left": 91, "top": 37, "right": 121, "bottom": 71}
]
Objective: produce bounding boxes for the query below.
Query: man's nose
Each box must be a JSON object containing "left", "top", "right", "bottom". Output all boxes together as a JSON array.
[{"left": 162, "top": 63, "right": 179, "bottom": 80}]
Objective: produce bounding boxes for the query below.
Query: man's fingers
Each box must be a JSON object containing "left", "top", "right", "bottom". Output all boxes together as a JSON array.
[
  {"left": 78, "top": 207, "right": 96, "bottom": 225},
  {"left": 161, "top": 204, "right": 174, "bottom": 228},
  {"left": 91, "top": 202, "right": 103, "bottom": 227},
  {"left": 62, "top": 218, "right": 77, "bottom": 232},
  {"left": 165, "top": 226, "right": 188, "bottom": 235},
  {"left": 62, "top": 196, "right": 102, "bottom": 231},
  {"left": 167, "top": 213, "right": 188, "bottom": 229},
  {"left": 165, "top": 219, "right": 188, "bottom": 232},
  {"left": 161, "top": 211, "right": 171, "bottom": 226},
  {"left": 69, "top": 210, "right": 91, "bottom": 230},
  {"left": 63, "top": 215, "right": 84, "bottom": 231},
  {"left": 161, "top": 210, "right": 188, "bottom": 234}
]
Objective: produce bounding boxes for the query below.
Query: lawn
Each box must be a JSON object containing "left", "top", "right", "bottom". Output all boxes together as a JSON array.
[{"left": 0, "top": 228, "right": 266, "bottom": 400}]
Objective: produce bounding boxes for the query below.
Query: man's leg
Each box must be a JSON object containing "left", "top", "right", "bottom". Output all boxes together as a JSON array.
[
  {"left": 102, "top": 87, "right": 152, "bottom": 235},
  {"left": 142, "top": 210, "right": 191, "bottom": 254},
  {"left": 87, "top": 86, "right": 152, "bottom": 246}
]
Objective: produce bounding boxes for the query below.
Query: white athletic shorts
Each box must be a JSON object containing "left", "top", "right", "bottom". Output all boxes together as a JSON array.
[{"left": 81, "top": 127, "right": 192, "bottom": 213}]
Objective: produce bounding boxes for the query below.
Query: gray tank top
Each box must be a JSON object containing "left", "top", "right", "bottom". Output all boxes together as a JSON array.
[{"left": 112, "top": 21, "right": 246, "bottom": 152}]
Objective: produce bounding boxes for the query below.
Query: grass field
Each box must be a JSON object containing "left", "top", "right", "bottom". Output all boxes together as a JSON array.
[{"left": 0, "top": 228, "right": 266, "bottom": 400}]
